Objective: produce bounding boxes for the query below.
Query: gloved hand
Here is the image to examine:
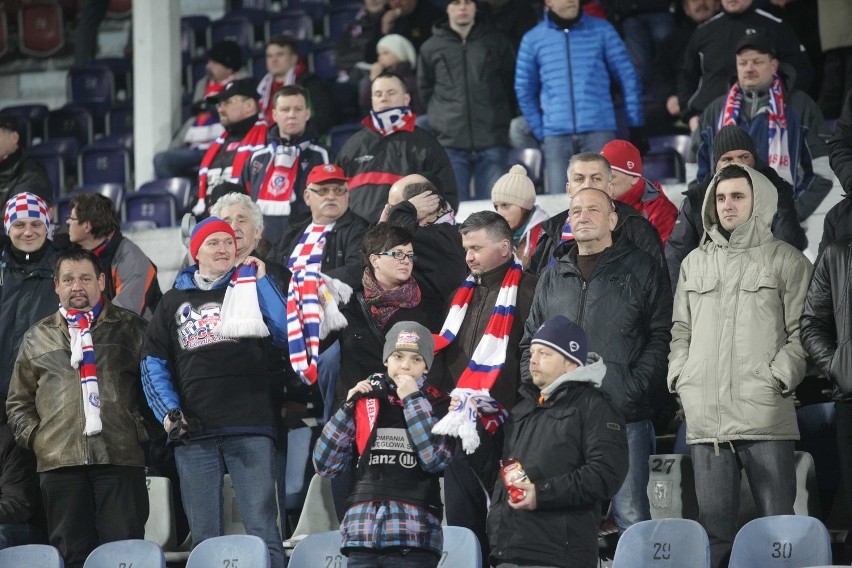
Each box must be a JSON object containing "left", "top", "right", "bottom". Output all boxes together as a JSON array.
[{"left": 629, "top": 126, "right": 650, "bottom": 155}]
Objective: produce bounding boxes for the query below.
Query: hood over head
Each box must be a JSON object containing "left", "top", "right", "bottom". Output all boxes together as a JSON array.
[{"left": 701, "top": 163, "right": 777, "bottom": 249}]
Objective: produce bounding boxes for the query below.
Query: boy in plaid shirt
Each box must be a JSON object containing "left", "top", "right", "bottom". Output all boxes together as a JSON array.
[{"left": 313, "top": 321, "right": 452, "bottom": 567}]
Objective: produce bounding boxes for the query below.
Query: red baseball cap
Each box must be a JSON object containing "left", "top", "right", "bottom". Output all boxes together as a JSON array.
[
  {"left": 306, "top": 164, "right": 348, "bottom": 186},
  {"left": 601, "top": 140, "right": 643, "bottom": 177}
]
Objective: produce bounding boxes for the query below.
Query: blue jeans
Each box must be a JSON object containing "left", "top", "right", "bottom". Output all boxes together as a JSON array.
[
  {"left": 542, "top": 131, "right": 615, "bottom": 194},
  {"left": 174, "top": 435, "right": 285, "bottom": 568},
  {"left": 153, "top": 148, "right": 205, "bottom": 179},
  {"left": 611, "top": 419, "right": 654, "bottom": 532},
  {"left": 285, "top": 427, "right": 313, "bottom": 510},
  {"left": 445, "top": 147, "right": 508, "bottom": 201},
  {"left": 621, "top": 12, "right": 674, "bottom": 105},
  {"left": 347, "top": 548, "right": 440, "bottom": 567},
  {"left": 692, "top": 440, "right": 796, "bottom": 568}
]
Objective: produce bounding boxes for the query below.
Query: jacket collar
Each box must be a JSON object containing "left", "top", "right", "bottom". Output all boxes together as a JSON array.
[
  {"left": 701, "top": 163, "right": 777, "bottom": 250},
  {"left": 474, "top": 258, "right": 513, "bottom": 286},
  {"left": 175, "top": 265, "right": 237, "bottom": 291}
]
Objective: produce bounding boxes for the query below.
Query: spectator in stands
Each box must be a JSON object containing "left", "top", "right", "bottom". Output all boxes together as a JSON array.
[
  {"left": 418, "top": 0, "right": 515, "bottom": 201},
  {"left": 379, "top": 0, "right": 443, "bottom": 51},
  {"left": 154, "top": 40, "right": 248, "bottom": 180},
  {"left": 676, "top": 0, "right": 813, "bottom": 132},
  {"left": 141, "top": 217, "right": 288, "bottom": 568},
  {"left": 816, "top": 0, "right": 852, "bottom": 119},
  {"left": 336, "top": 0, "right": 388, "bottom": 79},
  {"left": 66, "top": 193, "right": 162, "bottom": 320},
  {"left": 514, "top": 0, "right": 644, "bottom": 195},
  {"left": 190, "top": 78, "right": 268, "bottom": 216},
  {"left": 666, "top": 125, "right": 805, "bottom": 290},
  {"left": 257, "top": 34, "right": 336, "bottom": 135},
  {"left": 433, "top": 211, "right": 537, "bottom": 562},
  {"left": 73, "top": 0, "right": 108, "bottom": 66},
  {"left": 491, "top": 165, "right": 549, "bottom": 269},
  {"left": 381, "top": 174, "right": 467, "bottom": 332},
  {"left": 488, "top": 316, "right": 628, "bottom": 568},
  {"left": 694, "top": 32, "right": 833, "bottom": 222},
  {"left": 361, "top": 34, "right": 423, "bottom": 116},
  {"left": 0, "top": 193, "right": 58, "bottom": 403},
  {"left": 668, "top": 164, "right": 811, "bottom": 568},
  {"left": 313, "top": 320, "right": 452, "bottom": 567},
  {"left": 0, "top": 119, "right": 52, "bottom": 209},
  {"left": 801, "top": 235, "right": 852, "bottom": 562},
  {"left": 0, "top": 419, "right": 46, "bottom": 549},
  {"left": 242, "top": 85, "right": 332, "bottom": 244},
  {"left": 600, "top": 140, "right": 677, "bottom": 243},
  {"left": 476, "top": 0, "right": 537, "bottom": 53},
  {"left": 336, "top": 71, "right": 458, "bottom": 222},
  {"left": 528, "top": 153, "right": 664, "bottom": 276},
  {"left": 520, "top": 186, "right": 672, "bottom": 536},
  {"left": 7, "top": 248, "right": 151, "bottom": 568},
  {"left": 822, "top": 90, "right": 852, "bottom": 253}
]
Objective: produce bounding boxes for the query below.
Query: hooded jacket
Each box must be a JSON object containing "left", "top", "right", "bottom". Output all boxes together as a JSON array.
[
  {"left": 487, "top": 354, "right": 628, "bottom": 568},
  {"left": 668, "top": 164, "right": 812, "bottom": 444}
]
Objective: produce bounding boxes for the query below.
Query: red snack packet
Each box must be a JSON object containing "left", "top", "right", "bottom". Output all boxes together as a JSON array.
[{"left": 500, "top": 458, "right": 530, "bottom": 503}]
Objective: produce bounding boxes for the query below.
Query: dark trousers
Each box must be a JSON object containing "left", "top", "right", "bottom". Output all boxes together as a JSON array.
[
  {"left": 836, "top": 401, "right": 852, "bottom": 560},
  {"left": 444, "top": 452, "right": 489, "bottom": 568},
  {"left": 39, "top": 465, "right": 148, "bottom": 568}
]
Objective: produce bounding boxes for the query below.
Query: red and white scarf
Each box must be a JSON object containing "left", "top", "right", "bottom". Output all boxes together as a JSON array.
[
  {"left": 184, "top": 75, "right": 235, "bottom": 150},
  {"left": 217, "top": 264, "right": 270, "bottom": 338},
  {"left": 287, "top": 223, "right": 332, "bottom": 271},
  {"left": 60, "top": 299, "right": 104, "bottom": 436},
  {"left": 432, "top": 259, "right": 522, "bottom": 452},
  {"left": 258, "top": 70, "right": 296, "bottom": 120},
  {"left": 518, "top": 205, "right": 550, "bottom": 258},
  {"left": 195, "top": 119, "right": 268, "bottom": 211},
  {"left": 367, "top": 106, "right": 416, "bottom": 136},
  {"left": 718, "top": 75, "right": 792, "bottom": 183},
  {"left": 256, "top": 140, "right": 304, "bottom": 217}
]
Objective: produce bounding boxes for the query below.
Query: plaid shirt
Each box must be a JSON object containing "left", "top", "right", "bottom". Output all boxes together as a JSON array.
[{"left": 313, "top": 378, "right": 453, "bottom": 555}]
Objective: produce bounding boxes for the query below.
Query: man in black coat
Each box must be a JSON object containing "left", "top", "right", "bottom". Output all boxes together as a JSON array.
[
  {"left": 0, "top": 118, "right": 52, "bottom": 209},
  {"left": 822, "top": 89, "right": 852, "bottom": 254}
]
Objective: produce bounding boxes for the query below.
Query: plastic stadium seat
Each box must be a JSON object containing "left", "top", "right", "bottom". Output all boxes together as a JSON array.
[
  {"left": 266, "top": 12, "right": 314, "bottom": 54},
  {"left": 506, "top": 148, "right": 543, "bottom": 191},
  {"left": 181, "top": 15, "right": 211, "bottom": 53},
  {"left": 83, "top": 540, "right": 165, "bottom": 568},
  {"left": 325, "top": 4, "right": 361, "bottom": 40},
  {"left": 18, "top": 0, "right": 65, "bottom": 58},
  {"left": 289, "top": 531, "right": 345, "bottom": 567},
  {"left": 310, "top": 43, "right": 338, "bottom": 81},
  {"left": 737, "top": 451, "right": 821, "bottom": 527},
  {"left": 1, "top": 103, "right": 49, "bottom": 144},
  {"left": 289, "top": 0, "right": 327, "bottom": 24},
  {"left": 612, "top": 519, "right": 710, "bottom": 568},
  {"left": 642, "top": 149, "right": 686, "bottom": 184},
  {"left": 649, "top": 134, "right": 692, "bottom": 164},
  {"left": 440, "top": 526, "right": 481, "bottom": 567},
  {"left": 46, "top": 105, "right": 93, "bottom": 147},
  {"left": 729, "top": 515, "right": 831, "bottom": 568},
  {"left": 138, "top": 177, "right": 193, "bottom": 215},
  {"left": 32, "top": 153, "right": 65, "bottom": 200},
  {"left": 208, "top": 16, "right": 255, "bottom": 55},
  {"left": 55, "top": 183, "right": 123, "bottom": 224},
  {"left": 30, "top": 137, "right": 80, "bottom": 180},
  {"left": 186, "top": 535, "right": 270, "bottom": 568},
  {"left": 78, "top": 145, "right": 131, "bottom": 187},
  {"left": 123, "top": 189, "right": 178, "bottom": 228},
  {"left": 144, "top": 476, "right": 177, "bottom": 550},
  {"left": 0, "top": 544, "right": 64, "bottom": 567},
  {"left": 106, "top": 102, "right": 133, "bottom": 136},
  {"left": 647, "top": 453, "right": 699, "bottom": 521},
  {"left": 284, "top": 474, "right": 340, "bottom": 549},
  {"left": 68, "top": 64, "right": 115, "bottom": 108},
  {"left": 328, "top": 122, "right": 361, "bottom": 155},
  {"left": 94, "top": 57, "right": 133, "bottom": 99}
]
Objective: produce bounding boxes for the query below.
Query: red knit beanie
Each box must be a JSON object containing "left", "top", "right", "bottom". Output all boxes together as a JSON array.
[
  {"left": 601, "top": 140, "right": 643, "bottom": 177},
  {"left": 190, "top": 216, "right": 236, "bottom": 262}
]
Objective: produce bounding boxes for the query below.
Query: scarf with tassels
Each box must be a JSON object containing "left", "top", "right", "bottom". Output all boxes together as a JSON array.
[
  {"left": 194, "top": 119, "right": 268, "bottom": 213},
  {"left": 217, "top": 264, "right": 270, "bottom": 338},
  {"left": 60, "top": 299, "right": 104, "bottom": 436},
  {"left": 286, "top": 270, "right": 352, "bottom": 384},
  {"left": 719, "top": 75, "right": 792, "bottom": 183},
  {"left": 362, "top": 270, "right": 421, "bottom": 330},
  {"left": 367, "top": 106, "right": 416, "bottom": 136},
  {"left": 431, "top": 259, "right": 522, "bottom": 452}
]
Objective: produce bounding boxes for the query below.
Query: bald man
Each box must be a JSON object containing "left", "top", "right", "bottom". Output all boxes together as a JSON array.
[{"left": 381, "top": 174, "right": 466, "bottom": 333}]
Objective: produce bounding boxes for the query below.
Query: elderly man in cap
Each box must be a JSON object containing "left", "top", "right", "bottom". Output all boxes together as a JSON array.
[
  {"left": 141, "top": 216, "right": 289, "bottom": 567},
  {"left": 488, "top": 315, "right": 628, "bottom": 568},
  {"left": 190, "top": 77, "right": 269, "bottom": 216}
]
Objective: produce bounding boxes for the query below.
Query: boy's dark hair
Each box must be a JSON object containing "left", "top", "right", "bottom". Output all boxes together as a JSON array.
[
  {"left": 272, "top": 84, "right": 311, "bottom": 108},
  {"left": 459, "top": 211, "right": 512, "bottom": 243},
  {"left": 267, "top": 34, "right": 299, "bottom": 53},
  {"left": 69, "top": 193, "right": 119, "bottom": 238},
  {"left": 54, "top": 246, "right": 102, "bottom": 279},
  {"left": 363, "top": 223, "right": 414, "bottom": 261},
  {"left": 714, "top": 164, "right": 753, "bottom": 190},
  {"left": 372, "top": 70, "right": 408, "bottom": 93}
]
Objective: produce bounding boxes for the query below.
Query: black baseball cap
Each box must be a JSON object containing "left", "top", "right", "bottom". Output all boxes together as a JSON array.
[
  {"left": 736, "top": 31, "right": 777, "bottom": 58},
  {"left": 205, "top": 78, "right": 260, "bottom": 105}
]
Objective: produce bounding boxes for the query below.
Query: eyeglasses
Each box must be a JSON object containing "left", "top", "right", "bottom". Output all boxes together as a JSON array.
[
  {"left": 308, "top": 185, "right": 348, "bottom": 197},
  {"left": 66, "top": 216, "right": 79, "bottom": 222},
  {"left": 375, "top": 250, "right": 417, "bottom": 262}
]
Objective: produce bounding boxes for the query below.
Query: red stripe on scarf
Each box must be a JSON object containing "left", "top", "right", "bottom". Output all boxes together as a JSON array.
[
  {"left": 198, "top": 119, "right": 268, "bottom": 200},
  {"left": 355, "top": 397, "right": 379, "bottom": 455}
]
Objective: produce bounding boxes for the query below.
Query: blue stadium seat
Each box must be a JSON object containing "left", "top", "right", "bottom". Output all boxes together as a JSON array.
[
  {"left": 506, "top": 148, "right": 543, "bottom": 191},
  {"left": 106, "top": 102, "right": 133, "bottom": 136},
  {"left": 612, "top": 519, "right": 710, "bottom": 568},
  {"left": 325, "top": 3, "right": 361, "bottom": 40},
  {"left": 0, "top": 103, "right": 49, "bottom": 143},
  {"left": 32, "top": 153, "right": 65, "bottom": 201},
  {"left": 93, "top": 57, "right": 133, "bottom": 100},
  {"left": 289, "top": 0, "right": 328, "bottom": 25},
  {"left": 186, "top": 535, "right": 270, "bottom": 568},
  {"left": 123, "top": 189, "right": 178, "bottom": 227},
  {"left": 83, "top": 540, "right": 165, "bottom": 568},
  {"left": 137, "top": 177, "right": 193, "bottom": 215},
  {"left": 648, "top": 134, "right": 692, "bottom": 165},
  {"left": 78, "top": 145, "right": 131, "bottom": 187},
  {"left": 30, "top": 137, "right": 80, "bottom": 180},
  {"left": 0, "top": 544, "right": 64, "bottom": 567},
  {"left": 45, "top": 105, "right": 93, "bottom": 147},
  {"left": 68, "top": 64, "right": 115, "bottom": 108},
  {"left": 328, "top": 122, "right": 361, "bottom": 155},
  {"left": 440, "top": 526, "right": 481, "bottom": 567},
  {"left": 55, "top": 183, "right": 123, "bottom": 225},
  {"left": 729, "top": 515, "right": 831, "bottom": 568},
  {"left": 289, "top": 531, "right": 344, "bottom": 567},
  {"left": 642, "top": 149, "right": 686, "bottom": 184},
  {"left": 208, "top": 16, "right": 255, "bottom": 56},
  {"left": 251, "top": 49, "right": 267, "bottom": 81},
  {"left": 266, "top": 12, "right": 314, "bottom": 55},
  {"left": 310, "top": 43, "right": 338, "bottom": 81},
  {"left": 181, "top": 15, "right": 211, "bottom": 52}
]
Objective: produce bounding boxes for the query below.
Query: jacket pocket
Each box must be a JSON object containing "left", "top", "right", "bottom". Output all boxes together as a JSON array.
[
  {"left": 682, "top": 275, "right": 718, "bottom": 294},
  {"left": 738, "top": 270, "right": 780, "bottom": 296}
]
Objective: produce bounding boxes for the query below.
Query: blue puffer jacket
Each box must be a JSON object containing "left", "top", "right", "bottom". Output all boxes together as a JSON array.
[{"left": 515, "top": 12, "right": 643, "bottom": 141}]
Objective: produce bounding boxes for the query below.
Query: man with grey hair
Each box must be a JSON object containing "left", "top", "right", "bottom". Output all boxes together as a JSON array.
[
  {"left": 528, "top": 152, "right": 665, "bottom": 275},
  {"left": 381, "top": 174, "right": 466, "bottom": 332}
]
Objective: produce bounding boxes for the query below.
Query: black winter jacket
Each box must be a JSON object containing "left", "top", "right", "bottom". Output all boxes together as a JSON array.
[
  {"left": 0, "top": 241, "right": 58, "bottom": 400},
  {"left": 520, "top": 238, "right": 673, "bottom": 422},
  {"left": 417, "top": 20, "right": 515, "bottom": 150},
  {"left": 829, "top": 90, "right": 852, "bottom": 194},
  {"left": 666, "top": 163, "right": 806, "bottom": 290},
  {"left": 528, "top": 200, "right": 665, "bottom": 277},
  {"left": 270, "top": 209, "right": 369, "bottom": 291},
  {"left": 0, "top": 149, "right": 52, "bottom": 207},
  {"left": 487, "top": 361, "right": 628, "bottom": 568},
  {"left": 801, "top": 237, "right": 852, "bottom": 401},
  {"left": 336, "top": 119, "right": 459, "bottom": 223}
]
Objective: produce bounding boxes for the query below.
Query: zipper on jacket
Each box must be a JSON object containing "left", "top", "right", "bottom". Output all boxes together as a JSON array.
[
  {"left": 462, "top": 39, "right": 474, "bottom": 151},
  {"left": 564, "top": 29, "right": 577, "bottom": 134},
  {"left": 577, "top": 280, "right": 587, "bottom": 327}
]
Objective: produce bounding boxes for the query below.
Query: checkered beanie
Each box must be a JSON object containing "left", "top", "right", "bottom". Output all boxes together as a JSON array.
[{"left": 4, "top": 192, "right": 50, "bottom": 233}]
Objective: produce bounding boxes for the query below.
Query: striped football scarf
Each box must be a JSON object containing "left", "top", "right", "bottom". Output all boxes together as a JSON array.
[
  {"left": 287, "top": 223, "right": 332, "bottom": 271},
  {"left": 718, "top": 75, "right": 791, "bottom": 183},
  {"left": 217, "top": 264, "right": 270, "bottom": 338},
  {"left": 197, "top": 118, "right": 268, "bottom": 204},
  {"left": 60, "top": 299, "right": 104, "bottom": 436}
]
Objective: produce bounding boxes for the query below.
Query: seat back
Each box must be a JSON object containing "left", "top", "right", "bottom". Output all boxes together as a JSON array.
[
  {"left": 0, "top": 544, "right": 64, "bottom": 567},
  {"left": 78, "top": 145, "right": 131, "bottom": 187},
  {"left": 289, "top": 531, "right": 345, "bottom": 568},
  {"left": 83, "top": 540, "right": 165, "bottom": 568},
  {"left": 729, "top": 515, "right": 831, "bottom": 568},
  {"left": 642, "top": 150, "right": 686, "bottom": 184},
  {"left": 0, "top": 103, "right": 49, "bottom": 143},
  {"left": 186, "top": 535, "right": 270, "bottom": 568},
  {"left": 223, "top": 473, "right": 247, "bottom": 535},
  {"left": 439, "top": 526, "right": 481, "bottom": 567},
  {"left": 288, "top": 0, "right": 327, "bottom": 24},
  {"left": 68, "top": 65, "right": 115, "bottom": 108},
  {"left": 325, "top": 4, "right": 361, "bottom": 40},
  {"left": 30, "top": 137, "right": 79, "bottom": 183},
  {"left": 46, "top": 106, "right": 93, "bottom": 147},
  {"left": 208, "top": 16, "right": 255, "bottom": 54},
  {"left": 145, "top": 476, "right": 177, "bottom": 550},
  {"left": 289, "top": 474, "right": 340, "bottom": 540},
  {"left": 327, "top": 122, "right": 361, "bottom": 155},
  {"left": 32, "top": 152, "right": 65, "bottom": 200},
  {"left": 648, "top": 134, "right": 692, "bottom": 164},
  {"left": 612, "top": 518, "right": 710, "bottom": 568},
  {"left": 506, "top": 148, "right": 543, "bottom": 190},
  {"left": 123, "top": 188, "right": 178, "bottom": 227},
  {"left": 310, "top": 43, "right": 338, "bottom": 81},
  {"left": 647, "top": 453, "right": 699, "bottom": 520},
  {"left": 18, "top": 0, "right": 65, "bottom": 58},
  {"left": 267, "top": 12, "right": 314, "bottom": 54},
  {"left": 138, "top": 177, "right": 193, "bottom": 214}
]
